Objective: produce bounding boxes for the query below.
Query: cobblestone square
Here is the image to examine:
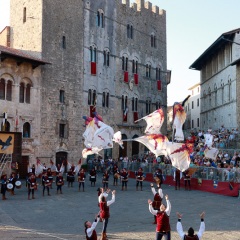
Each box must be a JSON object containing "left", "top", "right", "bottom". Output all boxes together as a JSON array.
[{"left": 0, "top": 177, "right": 240, "bottom": 240}]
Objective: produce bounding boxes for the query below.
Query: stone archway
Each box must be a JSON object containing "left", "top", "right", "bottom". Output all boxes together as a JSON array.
[
  {"left": 132, "top": 134, "right": 139, "bottom": 158},
  {"left": 119, "top": 134, "right": 127, "bottom": 158}
]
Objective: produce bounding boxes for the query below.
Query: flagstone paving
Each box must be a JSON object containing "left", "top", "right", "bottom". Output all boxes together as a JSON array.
[{"left": 0, "top": 176, "right": 239, "bottom": 239}]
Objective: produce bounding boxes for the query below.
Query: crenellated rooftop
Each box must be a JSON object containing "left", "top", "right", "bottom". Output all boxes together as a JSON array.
[{"left": 121, "top": 0, "right": 164, "bottom": 15}]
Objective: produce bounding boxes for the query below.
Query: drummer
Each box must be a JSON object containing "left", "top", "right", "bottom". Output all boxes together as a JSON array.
[
  {"left": 47, "top": 168, "right": 53, "bottom": 189},
  {"left": 8, "top": 172, "right": 18, "bottom": 196},
  {"left": 1, "top": 174, "right": 8, "bottom": 200},
  {"left": 27, "top": 173, "right": 37, "bottom": 200},
  {"left": 67, "top": 165, "right": 75, "bottom": 187}
]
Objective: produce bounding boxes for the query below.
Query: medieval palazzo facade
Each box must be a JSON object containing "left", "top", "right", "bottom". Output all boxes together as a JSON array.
[{"left": 0, "top": 0, "right": 169, "bottom": 173}]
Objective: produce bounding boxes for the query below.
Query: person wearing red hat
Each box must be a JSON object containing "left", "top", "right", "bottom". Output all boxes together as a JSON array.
[
  {"left": 150, "top": 183, "right": 163, "bottom": 224},
  {"left": 135, "top": 167, "right": 145, "bottom": 191},
  {"left": 1, "top": 174, "right": 8, "bottom": 200}
]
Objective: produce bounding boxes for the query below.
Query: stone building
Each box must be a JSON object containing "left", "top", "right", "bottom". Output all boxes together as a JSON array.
[
  {"left": 190, "top": 28, "right": 240, "bottom": 131},
  {"left": 0, "top": 0, "right": 169, "bottom": 174},
  {"left": 183, "top": 83, "right": 200, "bottom": 134}
]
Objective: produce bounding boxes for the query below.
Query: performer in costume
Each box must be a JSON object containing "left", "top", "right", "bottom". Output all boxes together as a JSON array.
[
  {"left": 176, "top": 212, "right": 205, "bottom": 240},
  {"left": 102, "top": 170, "right": 110, "bottom": 190},
  {"left": 154, "top": 168, "right": 163, "bottom": 188},
  {"left": 84, "top": 214, "right": 100, "bottom": 240},
  {"left": 113, "top": 165, "right": 120, "bottom": 186},
  {"left": 150, "top": 183, "right": 163, "bottom": 224},
  {"left": 67, "top": 166, "right": 75, "bottom": 187},
  {"left": 120, "top": 168, "right": 128, "bottom": 191},
  {"left": 42, "top": 170, "right": 51, "bottom": 196},
  {"left": 148, "top": 194, "right": 171, "bottom": 240},
  {"left": 56, "top": 172, "right": 64, "bottom": 194},
  {"left": 47, "top": 168, "right": 53, "bottom": 189},
  {"left": 89, "top": 167, "right": 97, "bottom": 187},
  {"left": 135, "top": 167, "right": 145, "bottom": 191},
  {"left": 27, "top": 173, "right": 37, "bottom": 200},
  {"left": 1, "top": 174, "right": 8, "bottom": 200},
  {"left": 174, "top": 168, "right": 182, "bottom": 190},
  {"left": 78, "top": 168, "right": 86, "bottom": 192},
  {"left": 99, "top": 190, "right": 116, "bottom": 240},
  {"left": 8, "top": 172, "right": 17, "bottom": 195},
  {"left": 183, "top": 169, "right": 191, "bottom": 191}
]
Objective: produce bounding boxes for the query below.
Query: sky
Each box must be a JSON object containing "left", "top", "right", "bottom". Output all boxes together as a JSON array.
[{"left": 1, "top": 0, "right": 240, "bottom": 106}]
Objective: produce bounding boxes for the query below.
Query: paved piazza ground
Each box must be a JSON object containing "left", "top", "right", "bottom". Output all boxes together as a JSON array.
[{"left": 0, "top": 176, "right": 240, "bottom": 240}]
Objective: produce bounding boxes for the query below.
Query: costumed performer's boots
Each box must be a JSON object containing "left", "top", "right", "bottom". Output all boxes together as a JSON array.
[
  {"left": 28, "top": 195, "right": 31, "bottom": 200},
  {"left": 32, "top": 194, "right": 35, "bottom": 199},
  {"left": 2, "top": 195, "right": 7, "bottom": 200}
]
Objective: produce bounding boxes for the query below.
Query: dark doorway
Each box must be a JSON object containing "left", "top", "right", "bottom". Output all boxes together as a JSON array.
[
  {"left": 56, "top": 152, "right": 68, "bottom": 173},
  {"left": 132, "top": 134, "right": 139, "bottom": 158},
  {"left": 119, "top": 134, "right": 127, "bottom": 158},
  {"left": 18, "top": 156, "right": 29, "bottom": 179}
]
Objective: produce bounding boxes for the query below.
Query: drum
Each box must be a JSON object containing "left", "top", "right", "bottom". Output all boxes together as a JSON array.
[
  {"left": 114, "top": 173, "right": 120, "bottom": 179},
  {"left": 15, "top": 180, "right": 22, "bottom": 189},
  {"left": 7, "top": 183, "right": 13, "bottom": 192}
]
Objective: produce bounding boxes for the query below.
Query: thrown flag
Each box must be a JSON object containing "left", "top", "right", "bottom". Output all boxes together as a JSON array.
[
  {"left": 172, "top": 102, "right": 186, "bottom": 141},
  {"left": 166, "top": 142, "right": 193, "bottom": 172},
  {"left": 135, "top": 108, "right": 164, "bottom": 134}
]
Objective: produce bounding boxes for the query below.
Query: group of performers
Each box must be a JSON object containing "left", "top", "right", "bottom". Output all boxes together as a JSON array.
[
  {"left": 85, "top": 187, "right": 116, "bottom": 240},
  {"left": 148, "top": 183, "right": 205, "bottom": 240},
  {"left": 1, "top": 172, "right": 21, "bottom": 200}
]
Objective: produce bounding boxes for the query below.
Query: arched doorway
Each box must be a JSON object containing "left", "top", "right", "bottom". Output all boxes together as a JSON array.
[
  {"left": 56, "top": 151, "right": 68, "bottom": 173},
  {"left": 132, "top": 134, "right": 139, "bottom": 158},
  {"left": 119, "top": 134, "right": 127, "bottom": 158}
]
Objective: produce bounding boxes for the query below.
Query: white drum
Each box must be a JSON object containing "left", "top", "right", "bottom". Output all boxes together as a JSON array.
[
  {"left": 15, "top": 180, "right": 22, "bottom": 189},
  {"left": 7, "top": 183, "right": 13, "bottom": 191}
]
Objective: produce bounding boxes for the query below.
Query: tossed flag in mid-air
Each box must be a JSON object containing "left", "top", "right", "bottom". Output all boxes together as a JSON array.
[
  {"left": 135, "top": 108, "right": 164, "bottom": 134},
  {"left": 130, "top": 134, "right": 169, "bottom": 157},
  {"left": 172, "top": 102, "right": 186, "bottom": 141},
  {"left": 166, "top": 142, "right": 193, "bottom": 172},
  {"left": 82, "top": 147, "right": 103, "bottom": 159}
]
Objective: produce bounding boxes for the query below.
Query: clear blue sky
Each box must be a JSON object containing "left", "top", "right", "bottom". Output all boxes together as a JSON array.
[{"left": 1, "top": 0, "right": 240, "bottom": 106}]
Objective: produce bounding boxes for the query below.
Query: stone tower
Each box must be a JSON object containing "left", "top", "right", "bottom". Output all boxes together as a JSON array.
[{"left": 8, "top": 0, "right": 168, "bottom": 165}]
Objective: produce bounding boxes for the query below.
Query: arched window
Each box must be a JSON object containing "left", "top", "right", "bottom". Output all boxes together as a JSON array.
[
  {"left": 23, "top": 122, "right": 31, "bottom": 138},
  {"left": 96, "top": 10, "right": 104, "bottom": 28},
  {"left": 88, "top": 89, "right": 92, "bottom": 105},
  {"left": 127, "top": 24, "right": 133, "bottom": 39},
  {"left": 103, "top": 49, "right": 110, "bottom": 66},
  {"left": 6, "top": 81, "right": 12, "bottom": 101},
  {"left": 19, "top": 82, "right": 24, "bottom": 103},
  {"left": 146, "top": 64, "right": 151, "bottom": 78},
  {"left": 92, "top": 90, "right": 96, "bottom": 106},
  {"left": 146, "top": 99, "right": 151, "bottom": 114},
  {"left": 122, "top": 56, "right": 128, "bottom": 71},
  {"left": 26, "top": 83, "right": 31, "bottom": 103},
  {"left": 0, "top": 79, "right": 5, "bottom": 100}
]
